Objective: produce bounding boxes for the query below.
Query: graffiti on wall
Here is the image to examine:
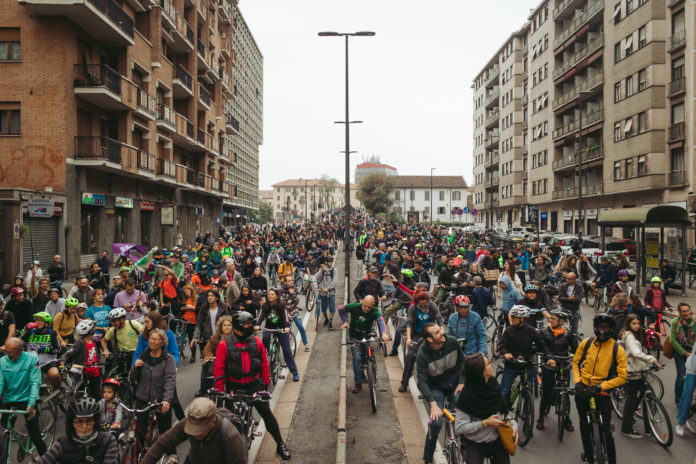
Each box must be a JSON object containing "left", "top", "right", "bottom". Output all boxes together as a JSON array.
[{"left": 0, "top": 146, "right": 65, "bottom": 191}]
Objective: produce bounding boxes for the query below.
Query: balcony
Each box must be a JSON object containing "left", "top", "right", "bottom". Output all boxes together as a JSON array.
[
  {"left": 156, "top": 103, "right": 176, "bottom": 131},
  {"left": 225, "top": 113, "right": 240, "bottom": 134},
  {"left": 668, "top": 122, "right": 685, "bottom": 142},
  {"left": 552, "top": 183, "right": 603, "bottom": 200},
  {"left": 485, "top": 109, "right": 500, "bottom": 128},
  {"left": 156, "top": 158, "right": 176, "bottom": 180},
  {"left": 19, "top": 0, "right": 134, "bottom": 46},
  {"left": 197, "top": 40, "right": 213, "bottom": 75},
  {"left": 173, "top": 112, "right": 198, "bottom": 149},
  {"left": 73, "top": 136, "right": 156, "bottom": 178},
  {"left": 552, "top": 72, "right": 603, "bottom": 111},
  {"left": 484, "top": 199, "right": 499, "bottom": 209},
  {"left": 218, "top": 0, "right": 231, "bottom": 24},
  {"left": 669, "top": 30, "right": 686, "bottom": 52},
  {"left": 483, "top": 66, "right": 499, "bottom": 87},
  {"left": 484, "top": 177, "right": 499, "bottom": 189},
  {"left": 170, "top": 8, "right": 194, "bottom": 53},
  {"left": 553, "top": 0, "right": 603, "bottom": 51},
  {"left": 484, "top": 135, "right": 500, "bottom": 149},
  {"left": 172, "top": 64, "right": 193, "bottom": 98},
  {"left": 669, "top": 77, "right": 686, "bottom": 97},
  {"left": 553, "top": 0, "right": 577, "bottom": 19},
  {"left": 197, "top": 128, "right": 213, "bottom": 152},
  {"left": 669, "top": 0, "right": 685, "bottom": 7},
  {"left": 136, "top": 88, "right": 156, "bottom": 120},
  {"left": 552, "top": 109, "right": 604, "bottom": 141},
  {"left": 552, "top": 145, "right": 604, "bottom": 172},
  {"left": 485, "top": 88, "right": 499, "bottom": 107},
  {"left": 484, "top": 152, "right": 500, "bottom": 168},
  {"left": 198, "top": 82, "right": 211, "bottom": 109},
  {"left": 553, "top": 34, "right": 604, "bottom": 82},
  {"left": 220, "top": 37, "right": 232, "bottom": 60},
  {"left": 159, "top": 0, "right": 175, "bottom": 30},
  {"left": 669, "top": 170, "right": 687, "bottom": 186},
  {"left": 74, "top": 64, "right": 137, "bottom": 111},
  {"left": 220, "top": 70, "right": 233, "bottom": 97},
  {"left": 195, "top": 0, "right": 207, "bottom": 21}
]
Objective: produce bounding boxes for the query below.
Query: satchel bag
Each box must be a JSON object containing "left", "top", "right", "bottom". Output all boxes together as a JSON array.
[
  {"left": 497, "top": 421, "right": 517, "bottom": 456},
  {"left": 662, "top": 337, "right": 674, "bottom": 359}
]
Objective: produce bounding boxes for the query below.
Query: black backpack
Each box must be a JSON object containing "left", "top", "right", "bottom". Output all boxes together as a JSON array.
[
  {"left": 577, "top": 336, "right": 620, "bottom": 383},
  {"left": 199, "top": 271, "right": 211, "bottom": 286},
  {"left": 355, "top": 245, "right": 366, "bottom": 260}
]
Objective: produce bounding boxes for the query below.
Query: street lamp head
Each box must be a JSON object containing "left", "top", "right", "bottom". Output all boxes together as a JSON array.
[
  {"left": 318, "top": 31, "right": 340, "bottom": 36},
  {"left": 354, "top": 31, "right": 376, "bottom": 36}
]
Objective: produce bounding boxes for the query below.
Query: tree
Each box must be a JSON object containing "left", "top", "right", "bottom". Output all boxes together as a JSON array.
[
  {"left": 248, "top": 201, "right": 273, "bottom": 224},
  {"left": 316, "top": 174, "right": 337, "bottom": 213},
  {"left": 357, "top": 172, "right": 395, "bottom": 216}
]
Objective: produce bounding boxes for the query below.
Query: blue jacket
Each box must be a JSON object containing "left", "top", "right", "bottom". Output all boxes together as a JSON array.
[
  {"left": 0, "top": 351, "right": 41, "bottom": 407},
  {"left": 131, "top": 329, "right": 180, "bottom": 366},
  {"left": 515, "top": 250, "right": 530, "bottom": 271},
  {"left": 499, "top": 275, "right": 522, "bottom": 312},
  {"left": 470, "top": 286, "right": 495, "bottom": 320},
  {"left": 595, "top": 264, "right": 617, "bottom": 286},
  {"left": 464, "top": 250, "right": 477, "bottom": 264},
  {"left": 446, "top": 311, "right": 488, "bottom": 358}
]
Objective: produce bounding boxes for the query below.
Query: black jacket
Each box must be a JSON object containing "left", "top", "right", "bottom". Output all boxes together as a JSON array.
[
  {"left": 558, "top": 282, "right": 583, "bottom": 312},
  {"left": 539, "top": 326, "right": 578, "bottom": 358},
  {"left": 437, "top": 267, "right": 457, "bottom": 287},
  {"left": 500, "top": 324, "right": 550, "bottom": 369},
  {"left": 35, "top": 432, "right": 118, "bottom": 464},
  {"left": 353, "top": 277, "right": 385, "bottom": 301}
]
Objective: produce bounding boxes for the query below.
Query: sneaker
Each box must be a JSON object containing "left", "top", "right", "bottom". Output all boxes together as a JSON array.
[
  {"left": 328, "top": 320, "right": 334, "bottom": 330},
  {"left": 304, "top": 344, "right": 310, "bottom": 352},
  {"left": 323, "top": 318, "right": 330, "bottom": 327},
  {"left": 621, "top": 430, "right": 641, "bottom": 439},
  {"left": 676, "top": 423, "right": 685, "bottom": 437},
  {"left": 276, "top": 443, "right": 291, "bottom": 460},
  {"left": 292, "top": 373, "right": 300, "bottom": 382},
  {"left": 536, "top": 419, "right": 545, "bottom": 431},
  {"left": 398, "top": 383, "right": 408, "bottom": 393},
  {"left": 564, "top": 417, "right": 575, "bottom": 432},
  {"left": 352, "top": 383, "right": 362, "bottom": 393}
]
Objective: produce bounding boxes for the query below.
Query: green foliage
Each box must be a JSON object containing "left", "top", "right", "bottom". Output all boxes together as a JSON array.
[
  {"left": 357, "top": 172, "right": 395, "bottom": 215},
  {"left": 248, "top": 201, "right": 273, "bottom": 224}
]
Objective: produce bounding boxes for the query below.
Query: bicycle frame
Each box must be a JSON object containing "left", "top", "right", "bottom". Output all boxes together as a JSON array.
[
  {"left": 120, "top": 402, "right": 163, "bottom": 463},
  {"left": 0, "top": 409, "right": 34, "bottom": 463}
]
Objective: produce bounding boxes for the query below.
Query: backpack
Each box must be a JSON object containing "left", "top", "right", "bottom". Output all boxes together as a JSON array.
[
  {"left": 355, "top": 245, "right": 366, "bottom": 260},
  {"left": 577, "top": 336, "right": 620, "bottom": 383},
  {"left": 217, "top": 410, "right": 247, "bottom": 450},
  {"left": 199, "top": 271, "right": 211, "bottom": 286}
]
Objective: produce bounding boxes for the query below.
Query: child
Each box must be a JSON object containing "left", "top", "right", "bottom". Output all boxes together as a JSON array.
[
  {"left": 99, "top": 378, "right": 124, "bottom": 430},
  {"left": 628, "top": 293, "right": 655, "bottom": 328},
  {"left": 60, "top": 319, "right": 102, "bottom": 399},
  {"left": 608, "top": 293, "right": 629, "bottom": 339}
]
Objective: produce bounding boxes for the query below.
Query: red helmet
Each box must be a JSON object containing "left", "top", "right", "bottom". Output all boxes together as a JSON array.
[
  {"left": 454, "top": 295, "right": 470, "bottom": 307},
  {"left": 10, "top": 287, "right": 24, "bottom": 295},
  {"left": 102, "top": 378, "right": 121, "bottom": 389}
]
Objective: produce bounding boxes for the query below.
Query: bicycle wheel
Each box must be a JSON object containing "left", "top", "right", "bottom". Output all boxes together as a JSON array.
[
  {"left": 181, "top": 335, "right": 192, "bottom": 359},
  {"left": 38, "top": 401, "right": 57, "bottom": 447},
  {"left": 0, "top": 431, "right": 9, "bottom": 464},
  {"left": 517, "top": 388, "right": 534, "bottom": 447},
  {"left": 644, "top": 392, "right": 673, "bottom": 448},
  {"left": 122, "top": 441, "right": 137, "bottom": 464},
  {"left": 585, "top": 289, "right": 595, "bottom": 307},
  {"left": 557, "top": 393, "right": 569, "bottom": 442},
  {"left": 646, "top": 333, "right": 661, "bottom": 361},
  {"left": 289, "top": 333, "right": 297, "bottom": 357},
  {"left": 686, "top": 400, "right": 696, "bottom": 434},
  {"left": 659, "top": 318, "right": 671, "bottom": 337},
  {"left": 446, "top": 443, "right": 463, "bottom": 464},
  {"left": 269, "top": 350, "right": 279, "bottom": 387},
  {"left": 491, "top": 326, "right": 503, "bottom": 359},
  {"left": 483, "top": 314, "right": 497, "bottom": 335},
  {"left": 611, "top": 386, "right": 626, "bottom": 419},
  {"left": 592, "top": 421, "right": 607, "bottom": 464},
  {"left": 367, "top": 360, "right": 377, "bottom": 413},
  {"left": 306, "top": 289, "right": 316, "bottom": 312},
  {"left": 646, "top": 372, "right": 664, "bottom": 401}
]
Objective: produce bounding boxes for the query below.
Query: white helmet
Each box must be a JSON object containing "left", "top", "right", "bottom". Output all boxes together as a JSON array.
[
  {"left": 108, "top": 307, "right": 127, "bottom": 321},
  {"left": 509, "top": 305, "right": 530, "bottom": 319},
  {"left": 75, "top": 319, "right": 96, "bottom": 336}
]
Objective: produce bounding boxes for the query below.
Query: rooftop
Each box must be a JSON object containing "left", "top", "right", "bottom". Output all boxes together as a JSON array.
[
  {"left": 392, "top": 175, "right": 468, "bottom": 189},
  {"left": 356, "top": 162, "right": 397, "bottom": 171},
  {"left": 272, "top": 178, "right": 358, "bottom": 189}
]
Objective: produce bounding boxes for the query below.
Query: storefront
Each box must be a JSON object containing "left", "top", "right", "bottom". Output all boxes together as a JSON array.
[
  {"left": 114, "top": 197, "right": 133, "bottom": 243},
  {"left": 80, "top": 193, "right": 104, "bottom": 267},
  {"left": 140, "top": 201, "right": 155, "bottom": 247},
  {"left": 21, "top": 199, "right": 62, "bottom": 272}
]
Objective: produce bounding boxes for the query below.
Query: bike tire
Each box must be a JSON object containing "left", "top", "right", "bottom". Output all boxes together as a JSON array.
[
  {"left": 446, "top": 443, "right": 463, "bottom": 464},
  {"left": 181, "top": 338, "right": 192, "bottom": 358},
  {"left": 592, "top": 421, "right": 607, "bottom": 464},
  {"left": 269, "top": 350, "right": 279, "bottom": 387},
  {"left": 491, "top": 327, "right": 503, "bottom": 359},
  {"left": 367, "top": 360, "right": 377, "bottom": 413},
  {"left": 557, "top": 394, "right": 568, "bottom": 442},
  {"left": 306, "top": 289, "right": 316, "bottom": 312},
  {"left": 646, "top": 333, "right": 661, "bottom": 361},
  {"left": 289, "top": 333, "right": 297, "bottom": 358},
  {"left": 646, "top": 372, "right": 664, "bottom": 401},
  {"left": 585, "top": 290, "right": 595, "bottom": 307},
  {"left": 645, "top": 392, "right": 673, "bottom": 448},
  {"left": 611, "top": 386, "right": 626, "bottom": 419},
  {"left": 518, "top": 389, "right": 535, "bottom": 447},
  {"left": 38, "top": 400, "right": 57, "bottom": 447},
  {"left": 0, "top": 430, "right": 9, "bottom": 464},
  {"left": 122, "top": 442, "right": 136, "bottom": 464}
]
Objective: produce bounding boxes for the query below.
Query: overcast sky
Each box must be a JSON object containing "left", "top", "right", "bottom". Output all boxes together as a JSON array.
[{"left": 240, "top": 0, "right": 539, "bottom": 190}]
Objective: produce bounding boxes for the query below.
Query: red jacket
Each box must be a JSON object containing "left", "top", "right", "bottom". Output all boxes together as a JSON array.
[{"left": 213, "top": 335, "right": 270, "bottom": 391}]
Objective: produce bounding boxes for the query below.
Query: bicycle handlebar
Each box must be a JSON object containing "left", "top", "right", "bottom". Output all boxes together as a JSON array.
[
  {"left": 120, "top": 401, "right": 164, "bottom": 415},
  {"left": 0, "top": 409, "right": 28, "bottom": 415}
]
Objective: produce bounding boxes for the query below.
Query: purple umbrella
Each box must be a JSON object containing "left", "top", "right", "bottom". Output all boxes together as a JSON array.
[{"left": 112, "top": 243, "right": 148, "bottom": 262}]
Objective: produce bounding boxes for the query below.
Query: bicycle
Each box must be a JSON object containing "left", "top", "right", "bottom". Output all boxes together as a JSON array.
[
  {"left": 585, "top": 392, "right": 611, "bottom": 464},
  {"left": 0, "top": 399, "right": 57, "bottom": 463},
  {"left": 262, "top": 328, "right": 295, "bottom": 388},
  {"left": 56, "top": 363, "right": 89, "bottom": 413},
  {"left": 496, "top": 358, "right": 535, "bottom": 447},
  {"left": 119, "top": 401, "right": 164, "bottom": 463},
  {"left": 644, "top": 311, "right": 671, "bottom": 359},
  {"left": 489, "top": 309, "right": 507, "bottom": 360},
  {"left": 167, "top": 315, "right": 192, "bottom": 359},
  {"left": 347, "top": 333, "right": 380, "bottom": 413},
  {"left": 610, "top": 368, "right": 664, "bottom": 417},
  {"left": 685, "top": 389, "right": 696, "bottom": 434},
  {"left": 593, "top": 285, "right": 609, "bottom": 315},
  {"left": 104, "top": 351, "right": 135, "bottom": 406},
  {"left": 267, "top": 263, "right": 279, "bottom": 288},
  {"left": 438, "top": 404, "right": 464, "bottom": 464},
  {"left": 549, "top": 355, "right": 574, "bottom": 442}
]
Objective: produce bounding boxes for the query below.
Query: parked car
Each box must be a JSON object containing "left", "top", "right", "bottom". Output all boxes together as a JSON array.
[
  {"left": 582, "top": 237, "right": 629, "bottom": 259},
  {"left": 547, "top": 235, "right": 582, "bottom": 254},
  {"left": 620, "top": 238, "right": 637, "bottom": 257}
]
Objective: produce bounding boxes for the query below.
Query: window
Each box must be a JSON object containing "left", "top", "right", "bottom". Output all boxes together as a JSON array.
[
  {"left": 0, "top": 105, "right": 20, "bottom": 135},
  {"left": 439, "top": 191, "right": 445, "bottom": 201},
  {"left": 409, "top": 190, "right": 415, "bottom": 201},
  {"left": 614, "top": 82, "right": 622, "bottom": 102},
  {"left": 626, "top": 0, "right": 633, "bottom": 14},
  {"left": 452, "top": 191, "right": 461, "bottom": 201},
  {"left": 638, "top": 26, "right": 646, "bottom": 48},
  {"left": 672, "top": 102, "right": 685, "bottom": 124},
  {"left": 437, "top": 207, "right": 445, "bottom": 215},
  {"left": 614, "top": 3, "right": 621, "bottom": 24},
  {"left": 0, "top": 28, "right": 20, "bottom": 61},
  {"left": 625, "top": 76, "right": 633, "bottom": 97},
  {"left": 671, "top": 148, "right": 685, "bottom": 172},
  {"left": 424, "top": 190, "right": 430, "bottom": 201},
  {"left": 614, "top": 122, "right": 622, "bottom": 142},
  {"left": 625, "top": 158, "right": 634, "bottom": 178},
  {"left": 614, "top": 43, "right": 622, "bottom": 63},
  {"left": 624, "top": 117, "right": 633, "bottom": 137},
  {"left": 614, "top": 161, "right": 623, "bottom": 180},
  {"left": 637, "top": 155, "right": 647, "bottom": 176},
  {"left": 395, "top": 191, "right": 400, "bottom": 200},
  {"left": 638, "top": 69, "right": 647, "bottom": 90},
  {"left": 624, "top": 35, "right": 633, "bottom": 56},
  {"left": 638, "top": 112, "right": 647, "bottom": 132}
]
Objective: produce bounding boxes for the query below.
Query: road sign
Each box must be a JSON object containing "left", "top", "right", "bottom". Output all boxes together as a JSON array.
[
  {"left": 527, "top": 204, "right": 539, "bottom": 224},
  {"left": 471, "top": 209, "right": 478, "bottom": 216},
  {"left": 463, "top": 207, "right": 470, "bottom": 214},
  {"left": 451, "top": 209, "right": 457, "bottom": 215},
  {"left": 457, "top": 208, "right": 464, "bottom": 215},
  {"left": 540, "top": 212, "right": 548, "bottom": 220}
]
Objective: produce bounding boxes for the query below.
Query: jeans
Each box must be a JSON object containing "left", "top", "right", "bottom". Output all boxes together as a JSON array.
[
  {"left": 319, "top": 293, "right": 336, "bottom": 319},
  {"left": 569, "top": 310, "right": 581, "bottom": 338},
  {"left": 350, "top": 339, "right": 368, "bottom": 383},
  {"left": 293, "top": 315, "right": 308, "bottom": 346},
  {"left": 391, "top": 321, "right": 406, "bottom": 354},
  {"left": 0, "top": 401, "right": 46, "bottom": 455},
  {"left": 500, "top": 367, "right": 534, "bottom": 401},
  {"left": 423, "top": 388, "right": 455, "bottom": 462},
  {"left": 539, "top": 367, "right": 558, "bottom": 418},
  {"left": 576, "top": 390, "right": 616, "bottom": 464},
  {"left": 674, "top": 352, "right": 687, "bottom": 405},
  {"left": 262, "top": 331, "right": 298, "bottom": 375},
  {"left": 401, "top": 335, "right": 422, "bottom": 387},
  {"left": 461, "top": 437, "right": 510, "bottom": 464},
  {"left": 621, "top": 378, "right": 649, "bottom": 433},
  {"left": 677, "top": 373, "right": 696, "bottom": 424},
  {"left": 435, "top": 288, "right": 449, "bottom": 304},
  {"left": 382, "top": 300, "right": 403, "bottom": 327}
]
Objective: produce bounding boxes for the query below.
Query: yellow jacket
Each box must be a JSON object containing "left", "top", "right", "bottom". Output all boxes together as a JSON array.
[
  {"left": 572, "top": 337, "right": 627, "bottom": 392},
  {"left": 278, "top": 262, "right": 294, "bottom": 278}
]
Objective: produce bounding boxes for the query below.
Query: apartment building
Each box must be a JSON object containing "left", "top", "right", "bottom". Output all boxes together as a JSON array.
[
  {"left": 472, "top": 0, "right": 692, "bottom": 237},
  {"left": 390, "top": 176, "right": 470, "bottom": 224},
  {"left": 271, "top": 178, "right": 359, "bottom": 223},
  {"left": 0, "top": 0, "right": 261, "bottom": 279}
]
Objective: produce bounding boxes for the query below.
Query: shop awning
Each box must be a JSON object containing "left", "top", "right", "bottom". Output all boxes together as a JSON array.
[{"left": 597, "top": 205, "right": 691, "bottom": 227}]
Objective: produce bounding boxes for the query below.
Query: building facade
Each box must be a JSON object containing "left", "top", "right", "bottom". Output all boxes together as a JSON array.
[
  {"left": 271, "top": 178, "right": 359, "bottom": 223},
  {"left": 390, "top": 176, "right": 471, "bottom": 224},
  {"left": 472, "top": 0, "right": 692, "bottom": 238},
  {"left": 0, "top": 0, "right": 261, "bottom": 279},
  {"left": 354, "top": 155, "right": 398, "bottom": 183}
]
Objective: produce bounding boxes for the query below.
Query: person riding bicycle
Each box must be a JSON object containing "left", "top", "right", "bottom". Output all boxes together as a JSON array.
[
  {"left": 280, "top": 275, "right": 309, "bottom": 352},
  {"left": 60, "top": 319, "right": 102, "bottom": 399},
  {"left": 537, "top": 309, "right": 578, "bottom": 432},
  {"left": 435, "top": 257, "right": 457, "bottom": 304},
  {"left": 21, "top": 311, "right": 62, "bottom": 390},
  {"left": 315, "top": 258, "right": 338, "bottom": 329},
  {"left": 353, "top": 266, "right": 385, "bottom": 303},
  {"left": 590, "top": 256, "right": 617, "bottom": 296},
  {"left": 277, "top": 255, "right": 294, "bottom": 281},
  {"left": 35, "top": 397, "right": 118, "bottom": 464},
  {"left": 213, "top": 311, "right": 291, "bottom": 460},
  {"left": 255, "top": 288, "right": 299, "bottom": 382},
  {"left": 416, "top": 322, "right": 466, "bottom": 464},
  {"left": 101, "top": 307, "right": 143, "bottom": 369},
  {"left": 0, "top": 337, "right": 47, "bottom": 456},
  {"left": 140, "top": 397, "right": 247, "bottom": 464},
  {"left": 411, "top": 260, "right": 431, "bottom": 288},
  {"left": 265, "top": 247, "right": 282, "bottom": 276},
  {"left": 7, "top": 286, "right": 33, "bottom": 334},
  {"left": 382, "top": 268, "right": 416, "bottom": 329},
  {"left": 516, "top": 284, "right": 551, "bottom": 329},
  {"left": 339, "top": 295, "right": 390, "bottom": 393},
  {"left": 446, "top": 295, "right": 487, "bottom": 357},
  {"left": 499, "top": 305, "right": 555, "bottom": 401},
  {"left": 644, "top": 276, "right": 672, "bottom": 316},
  {"left": 558, "top": 272, "right": 584, "bottom": 338},
  {"left": 608, "top": 269, "right": 633, "bottom": 300},
  {"left": 572, "top": 313, "right": 627, "bottom": 464}
]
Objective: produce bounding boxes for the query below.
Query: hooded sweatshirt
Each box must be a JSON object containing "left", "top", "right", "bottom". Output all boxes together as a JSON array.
[{"left": 499, "top": 275, "right": 522, "bottom": 312}]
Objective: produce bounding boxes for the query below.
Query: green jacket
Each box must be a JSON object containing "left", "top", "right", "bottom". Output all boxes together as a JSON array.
[
  {"left": 416, "top": 335, "right": 465, "bottom": 403},
  {"left": 339, "top": 303, "right": 385, "bottom": 340},
  {"left": 0, "top": 351, "right": 41, "bottom": 407}
]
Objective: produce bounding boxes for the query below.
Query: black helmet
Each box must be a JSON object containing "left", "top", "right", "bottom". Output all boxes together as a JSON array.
[
  {"left": 549, "top": 309, "right": 570, "bottom": 320},
  {"left": 233, "top": 311, "right": 255, "bottom": 338},
  {"left": 593, "top": 313, "right": 616, "bottom": 343},
  {"left": 68, "top": 397, "right": 100, "bottom": 418}
]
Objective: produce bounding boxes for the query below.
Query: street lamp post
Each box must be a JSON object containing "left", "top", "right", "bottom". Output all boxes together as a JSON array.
[
  {"left": 319, "top": 30, "right": 375, "bottom": 304},
  {"left": 430, "top": 168, "right": 435, "bottom": 224},
  {"left": 576, "top": 89, "right": 593, "bottom": 242}
]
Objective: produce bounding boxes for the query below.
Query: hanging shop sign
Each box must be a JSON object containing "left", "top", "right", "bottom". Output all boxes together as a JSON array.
[
  {"left": 82, "top": 193, "right": 105, "bottom": 206},
  {"left": 140, "top": 201, "right": 155, "bottom": 211},
  {"left": 115, "top": 197, "right": 134, "bottom": 209}
]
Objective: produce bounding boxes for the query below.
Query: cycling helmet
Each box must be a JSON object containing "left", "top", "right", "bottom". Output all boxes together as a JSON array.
[
  {"left": 549, "top": 309, "right": 570, "bottom": 320},
  {"left": 10, "top": 287, "right": 24, "bottom": 296},
  {"left": 401, "top": 268, "right": 414, "bottom": 278},
  {"left": 593, "top": 313, "right": 616, "bottom": 343},
  {"left": 459, "top": 247, "right": 466, "bottom": 253},
  {"left": 415, "top": 244, "right": 422, "bottom": 249},
  {"left": 454, "top": 295, "right": 471, "bottom": 307},
  {"left": 524, "top": 284, "right": 538, "bottom": 293},
  {"left": 68, "top": 397, "right": 100, "bottom": 418},
  {"left": 75, "top": 319, "right": 96, "bottom": 336},
  {"left": 65, "top": 297, "right": 79, "bottom": 307},
  {"left": 48, "top": 288, "right": 60, "bottom": 295},
  {"left": 108, "top": 307, "right": 127, "bottom": 321},
  {"left": 509, "top": 305, "right": 531, "bottom": 319},
  {"left": 618, "top": 270, "right": 629, "bottom": 277},
  {"left": 102, "top": 378, "right": 121, "bottom": 389},
  {"left": 77, "top": 302, "right": 87, "bottom": 310},
  {"left": 233, "top": 311, "right": 255, "bottom": 338},
  {"left": 651, "top": 276, "right": 662, "bottom": 284},
  {"left": 33, "top": 311, "right": 52, "bottom": 324}
]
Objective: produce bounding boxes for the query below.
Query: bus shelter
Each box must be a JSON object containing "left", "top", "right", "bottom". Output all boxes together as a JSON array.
[{"left": 597, "top": 206, "right": 691, "bottom": 296}]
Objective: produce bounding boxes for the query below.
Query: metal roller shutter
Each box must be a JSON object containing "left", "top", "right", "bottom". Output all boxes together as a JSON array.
[{"left": 22, "top": 217, "right": 59, "bottom": 272}]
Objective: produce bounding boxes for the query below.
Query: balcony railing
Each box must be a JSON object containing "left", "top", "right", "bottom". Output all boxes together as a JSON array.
[
  {"left": 175, "top": 112, "right": 195, "bottom": 139},
  {"left": 197, "top": 40, "right": 213, "bottom": 70},
  {"left": 553, "top": 0, "right": 603, "bottom": 50},
  {"left": 669, "top": 0, "right": 685, "bottom": 7},
  {"left": 669, "top": 170, "right": 687, "bottom": 185},
  {"left": 137, "top": 88, "right": 156, "bottom": 116},
  {"left": 87, "top": 0, "right": 134, "bottom": 39},
  {"left": 485, "top": 88, "right": 499, "bottom": 106},
  {"left": 670, "top": 30, "right": 686, "bottom": 51},
  {"left": 198, "top": 83, "right": 211, "bottom": 107},
  {"left": 137, "top": 150, "right": 156, "bottom": 172},
  {"left": 668, "top": 122, "right": 685, "bottom": 142},
  {"left": 484, "top": 135, "right": 500, "bottom": 149},
  {"left": 156, "top": 158, "right": 176, "bottom": 178},
  {"left": 159, "top": 0, "right": 175, "bottom": 26},
  {"left": 483, "top": 66, "right": 499, "bottom": 86},
  {"left": 553, "top": 0, "right": 574, "bottom": 19},
  {"left": 156, "top": 103, "right": 175, "bottom": 127},
  {"left": 226, "top": 113, "right": 240, "bottom": 132},
  {"left": 484, "top": 178, "right": 499, "bottom": 188},
  {"left": 552, "top": 72, "right": 603, "bottom": 110},
  {"left": 74, "top": 136, "right": 152, "bottom": 172},
  {"left": 669, "top": 77, "right": 686, "bottom": 96},
  {"left": 197, "top": 128, "right": 213, "bottom": 151},
  {"left": 485, "top": 109, "right": 500, "bottom": 127},
  {"left": 552, "top": 183, "right": 603, "bottom": 200},
  {"left": 175, "top": 64, "right": 193, "bottom": 90},
  {"left": 74, "top": 64, "right": 122, "bottom": 94},
  {"left": 552, "top": 109, "right": 604, "bottom": 140},
  {"left": 553, "top": 34, "right": 604, "bottom": 81},
  {"left": 552, "top": 145, "right": 604, "bottom": 171},
  {"left": 221, "top": 37, "right": 232, "bottom": 59},
  {"left": 484, "top": 152, "right": 500, "bottom": 168},
  {"left": 484, "top": 199, "right": 499, "bottom": 209}
]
